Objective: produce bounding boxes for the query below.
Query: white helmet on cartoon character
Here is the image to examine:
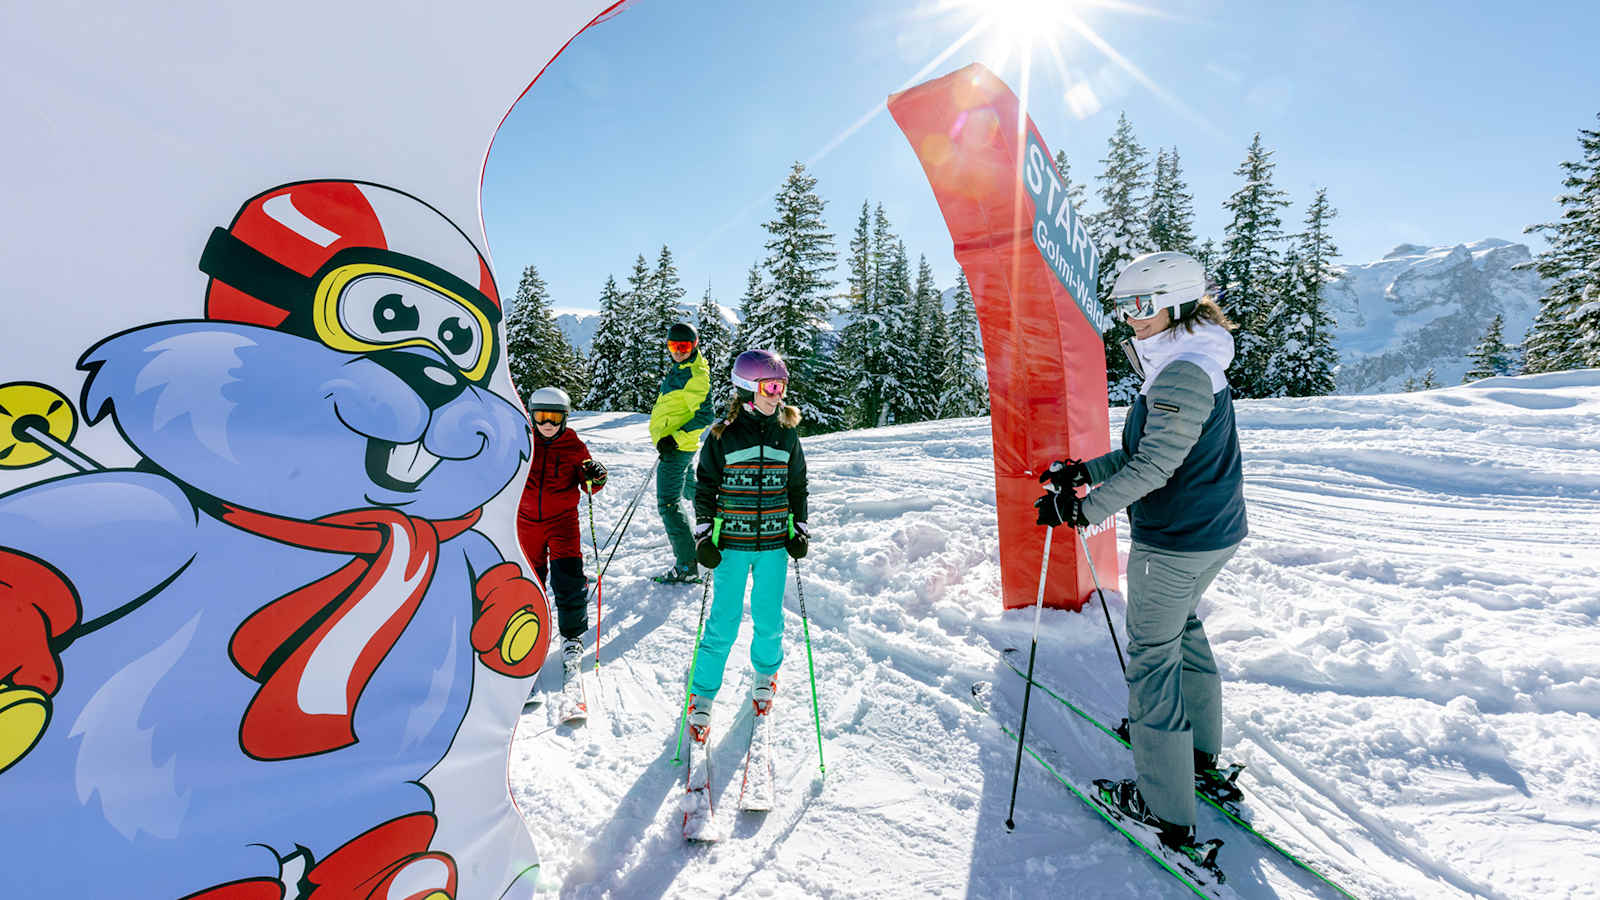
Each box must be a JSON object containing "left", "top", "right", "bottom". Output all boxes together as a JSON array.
[
  {"left": 197, "top": 180, "right": 502, "bottom": 393},
  {"left": 1109, "top": 251, "right": 1209, "bottom": 321}
]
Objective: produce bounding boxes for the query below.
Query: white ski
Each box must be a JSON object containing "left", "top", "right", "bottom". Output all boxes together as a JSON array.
[
  {"left": 682, "top": 722, "right": 719, "bottom": 842},
  {"left": 738, "top": 710, "right": 776, "bottom": 811},
  {"left": 553, "top": 670, "right": 587, "bottom": 724}
]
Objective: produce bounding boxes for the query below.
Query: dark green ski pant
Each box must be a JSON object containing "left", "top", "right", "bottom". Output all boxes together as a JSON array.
[
  {"left": 656, "top": 446, "right": 698, "bottom": 570},
  {"left": 1125, "top": 541, "right": 1239, "bottom": 827}
]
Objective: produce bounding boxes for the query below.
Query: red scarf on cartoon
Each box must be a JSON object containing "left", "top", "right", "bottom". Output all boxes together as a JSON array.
[{"left": 221, "top": 505, "right": 480, "bottom": 761}]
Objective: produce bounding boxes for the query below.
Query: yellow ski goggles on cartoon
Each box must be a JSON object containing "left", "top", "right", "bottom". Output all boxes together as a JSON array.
[
  {"left": 312, "top": 263, "right": 494, "bottom": 383},
  {"left": 199, "top": 227, "right": 502, "bottom": 385}
]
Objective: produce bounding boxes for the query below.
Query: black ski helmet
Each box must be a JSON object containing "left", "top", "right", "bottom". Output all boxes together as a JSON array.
[{"left": 668, "top": 322, "right": 698, "bottom": 343}]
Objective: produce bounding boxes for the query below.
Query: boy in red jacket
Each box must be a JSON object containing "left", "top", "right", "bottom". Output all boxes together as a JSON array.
[{"left": 517, "top": 387, "right": 606, "bottom": 688}]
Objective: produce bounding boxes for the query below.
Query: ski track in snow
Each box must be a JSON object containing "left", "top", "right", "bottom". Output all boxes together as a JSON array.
[{"left": 510, "top": 373, "right": 1600, "bottom": 899}]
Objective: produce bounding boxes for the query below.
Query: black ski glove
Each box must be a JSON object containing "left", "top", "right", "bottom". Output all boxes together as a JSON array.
[
  {"left": 656, "top": 435, "right": 677, "bottom": 457},
  {"left": 1034, "top": 489, "right": 1089, "bottom": 528},
  {"left": 694, "top": 522, "right": 721, "bottom": 569},
  {"left": 1039, "top": 458, "right": 1091, "bottom": 491},
  {"left": 579, "top": 458, "right": 608, "bottom": 493},
  {"left": 786, "top": 522, "right": 809, "bottom": 559}
]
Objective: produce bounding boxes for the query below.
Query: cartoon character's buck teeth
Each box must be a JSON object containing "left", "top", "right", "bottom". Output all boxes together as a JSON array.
[{"left": 370, "top": 436, "right": 443, "bottom": 490}]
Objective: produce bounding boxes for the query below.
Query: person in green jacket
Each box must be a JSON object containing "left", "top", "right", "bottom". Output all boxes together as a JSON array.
[
  {"left": 683, "top": 349, "right": 809, "bottom": 744},
  {"left": 650, "top": 322, "right": 717, "bottom": 584},
  {"left": 1035, "top": 251, "right": 1248, "bottom": 862}
]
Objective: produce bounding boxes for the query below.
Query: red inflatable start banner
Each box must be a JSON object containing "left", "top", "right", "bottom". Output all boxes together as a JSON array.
[{"left": 888, "top": 63, "right": 1119, "bottom": 612}]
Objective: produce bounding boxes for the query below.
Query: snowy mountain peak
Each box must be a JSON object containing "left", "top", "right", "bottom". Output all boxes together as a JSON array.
[{"left": 1328, "top": 238, "right": 1545, "bottom": 393}]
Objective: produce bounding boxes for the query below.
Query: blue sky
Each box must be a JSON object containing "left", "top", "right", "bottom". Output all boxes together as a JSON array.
[{"left": 483, "top": 0, "right": 1600, "bottom": 313}]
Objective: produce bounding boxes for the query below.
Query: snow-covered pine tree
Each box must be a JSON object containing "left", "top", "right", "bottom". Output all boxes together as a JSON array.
[
  {"left": 878, "top": 238, "right": 921, "bottom": 425},
  {"left": 694, "top": 282, "right": 732, "bottom": 405},
  {"left": 582, "top": 275, "right": 633, "bottom": 410},
  {"left": 1259, "top": 245, "right": 1301, "bottom": 398},
  {"left": 940, "top": 269, "right": 988, "bottom": 417},
  {"left": 621, "top": 253, "right": 656, "bottom": 411},
  {"left": 647, "top": 244, "right": 688, "bottom": 372},
  {"left": 910, "top": 254, "right": 948, "bottom": 421},
  {"left": 1520, "top": 112, "right": 1600, "bottom": 372},
  {"left": 564, "top": 344, "right": 590, "bottom": 408},
  {"left": 1463, "top": 314, "right": 1516, "bottom": 382},
  {"left": 1272, "top": 188, "right": 1341, "bottom": 397},
  {"left": 837, "top": 200, "right": 878, "bottom": 429},
  {"left": 752, "top": 164, "right": 838, "bottom": 426},
  {"left": 797, "top": 329, "right": 853, "bottom": 433},
  {"left": 504, "top": 263, "right": 583, "bottom": 408},
  {"left": 1093, "top": 112, "right": 1155, "bottom": 405},
  {"left": 1194, "top": 238, "right": 1219, "bottom": 279},
  {"left": 1420, "top": 368, "right": 1438, "bottom": 390},
  {"left": 1220, "top": 133, "right": 1292, "bottom": 397},
  {"left": 1146, "top": 147, "right": 1197, "bottom": 254},
  {"left": 1053, "top": 149, "right": 1089, "bottom": 215}
]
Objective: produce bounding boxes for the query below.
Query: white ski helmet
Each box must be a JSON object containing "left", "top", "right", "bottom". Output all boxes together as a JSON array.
[
  {"left": 1110, "top": 251, "right": 1208, "bottom": 320},
  {"left": 528, "top": 386, "right": 571, "bottom": 414}
]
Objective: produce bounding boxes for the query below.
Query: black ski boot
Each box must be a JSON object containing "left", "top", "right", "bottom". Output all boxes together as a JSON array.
[
  {"left": 653, "top": 563, "right": 703, "bottom": 585},
  {"left": 1093, "top": 779, "right": 1225, "bottom": 882},
  {"left": 1194, "top": 750, "right": 1246, "bottom": 808}
]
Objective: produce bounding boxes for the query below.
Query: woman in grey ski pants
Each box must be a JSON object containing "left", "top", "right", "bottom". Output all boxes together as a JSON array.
[{"left": 1036, "top": 295, "right": 1247, "bottom": 833}]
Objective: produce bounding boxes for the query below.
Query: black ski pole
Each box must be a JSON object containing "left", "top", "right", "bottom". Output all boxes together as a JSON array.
[
  {"left": 1077, "top": 526, "right": 1125, "bottom": 675},
  {"left": 598, "top": 461, "right": 655, "bottom": 556},
  {"left": 1005, "top": 524, "right": 1055, "bottom": 831},
  {"left": 588, "top": 459, "right": 659, "bottom": 602}
]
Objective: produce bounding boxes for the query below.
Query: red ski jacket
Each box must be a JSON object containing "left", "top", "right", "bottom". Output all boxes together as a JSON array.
[{"left": 518, "top": 428, "right": 597, "bottom": 522}]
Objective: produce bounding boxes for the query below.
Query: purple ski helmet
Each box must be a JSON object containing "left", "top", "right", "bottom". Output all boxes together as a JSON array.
[{"left": 730, "top": 349, "right": 789, "bottom": 394}]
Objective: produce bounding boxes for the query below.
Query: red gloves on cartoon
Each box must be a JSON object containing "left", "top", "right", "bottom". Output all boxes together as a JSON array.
[
  {"left": 469, "top": 562, "right": 550, "bottom": 678},
  {"left": 1, "top": 548, "right": 79, "bottom": 774}
]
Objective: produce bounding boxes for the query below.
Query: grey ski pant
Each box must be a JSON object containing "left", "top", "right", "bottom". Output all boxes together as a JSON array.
[{"left": 1125, "top": 540, "right": 1239, "bottom": 827}]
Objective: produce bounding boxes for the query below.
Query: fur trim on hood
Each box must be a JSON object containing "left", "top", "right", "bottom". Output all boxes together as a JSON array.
[{"left": 710, "top": 402, "right": 802, "bottom": 438}]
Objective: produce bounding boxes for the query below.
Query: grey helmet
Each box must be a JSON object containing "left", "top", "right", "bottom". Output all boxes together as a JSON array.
[
  {"left": 528, "top": 386, "right": 572, "bottom": 413},
  {"left": 529, "top": 386, "right": 571, "bottom": 436}
]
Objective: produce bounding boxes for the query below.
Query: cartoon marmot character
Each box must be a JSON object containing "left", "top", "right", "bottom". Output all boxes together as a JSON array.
[{"left": 0, "top": 180, "right": 547, "bottom": 899}]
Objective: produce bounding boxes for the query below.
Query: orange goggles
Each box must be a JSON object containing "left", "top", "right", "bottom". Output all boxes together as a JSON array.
[
  {"left": 532, "top": 410, "right": 566, "bottom": 426},
  {"left": 757, "top": 378, "right": 787, "bottom": 398},
  {"left": 667, "top": 340, "right": 696, "bottom": 355}
]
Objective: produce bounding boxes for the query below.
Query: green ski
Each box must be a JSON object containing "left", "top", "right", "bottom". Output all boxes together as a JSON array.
[
  {"left": 970, "top": 682, "right": 1230, "bottom": 898},
  {"left": 998, "top": 648, "right": 1360, "bottom": 900}
]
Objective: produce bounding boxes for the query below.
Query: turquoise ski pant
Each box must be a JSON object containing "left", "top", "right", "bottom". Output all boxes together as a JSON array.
[
  {"left": 690, "top": 547, "right": 787, "bottom": 700},
  {"left": 1125, "top": 541, "right": 1239, "bottom": 827}
]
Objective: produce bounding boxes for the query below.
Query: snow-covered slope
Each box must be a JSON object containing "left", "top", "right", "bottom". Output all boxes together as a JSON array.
[
  {"left": 513, "top": 371, "right": 1600, "bottom": 899},
  {"left": 1328, "top": 240, "right": 1546, "bottom": 393}
]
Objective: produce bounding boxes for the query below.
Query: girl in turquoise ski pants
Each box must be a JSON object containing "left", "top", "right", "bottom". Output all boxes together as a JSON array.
[{"left": 690, "top": 547, "right": 788, "bottom": 699}]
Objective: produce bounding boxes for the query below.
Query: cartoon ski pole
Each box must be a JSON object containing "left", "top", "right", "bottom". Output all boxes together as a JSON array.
[{"left": 0, "top": 382, "right": 101, "bottom": 472}]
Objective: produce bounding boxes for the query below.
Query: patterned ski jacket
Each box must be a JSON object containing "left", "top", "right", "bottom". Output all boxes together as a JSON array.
[
  {"left": 694, "top": 404, "right": 808, "bottom": 553},
  {"left": 648, "top": 349, "right": 716, "bottom": 452}
]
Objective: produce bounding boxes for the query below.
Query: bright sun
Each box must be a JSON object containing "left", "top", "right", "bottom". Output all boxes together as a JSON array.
[{"left": 982, "top": 0, "right": 1072, "bottom": 49}]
